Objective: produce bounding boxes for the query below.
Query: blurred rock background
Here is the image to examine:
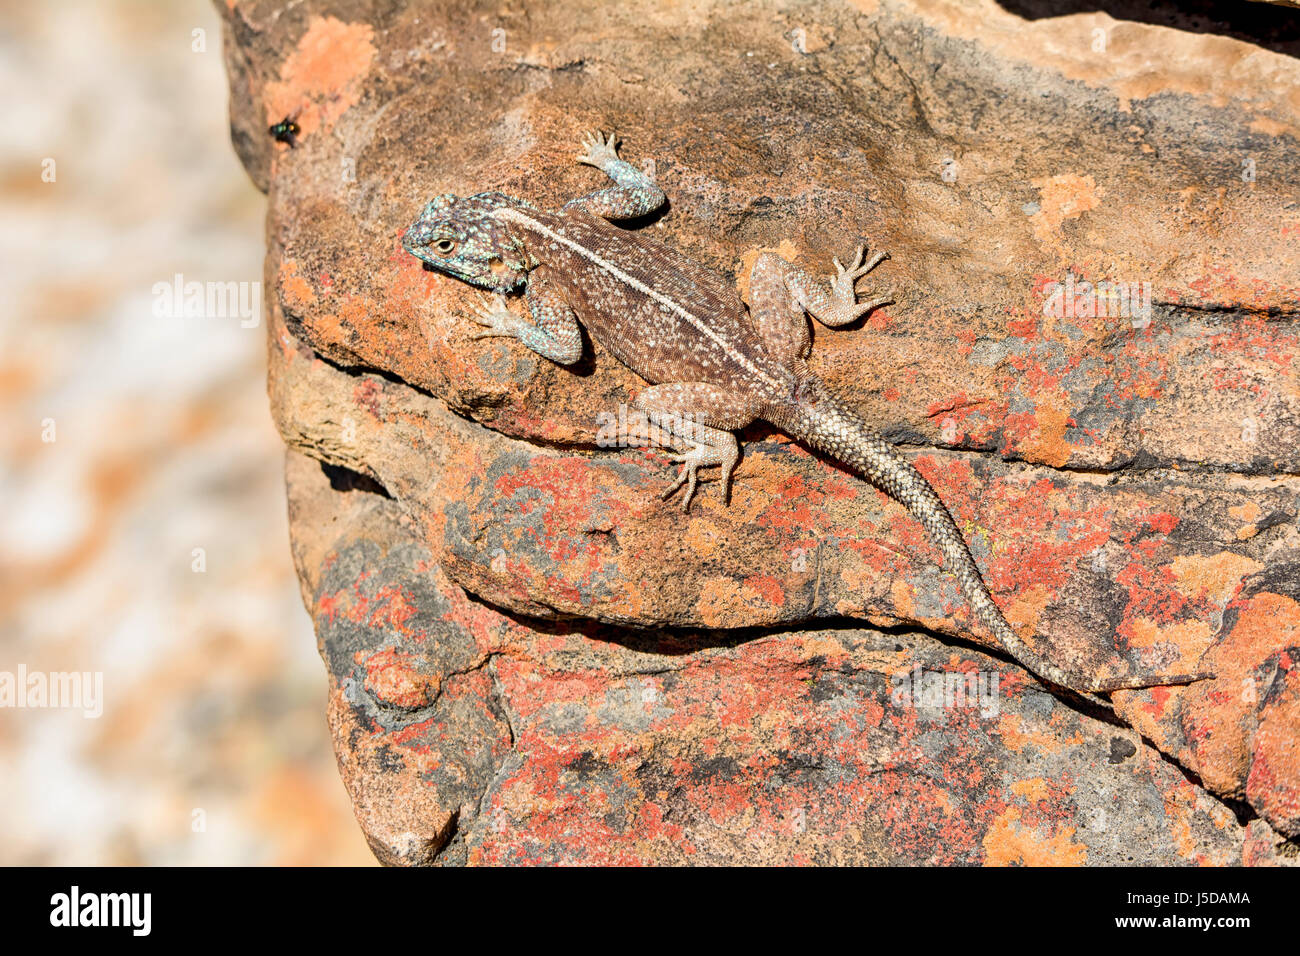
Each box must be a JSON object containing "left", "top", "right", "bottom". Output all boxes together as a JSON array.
[{"left": 0, "top": 0, "right": 373, "bottom": 864}]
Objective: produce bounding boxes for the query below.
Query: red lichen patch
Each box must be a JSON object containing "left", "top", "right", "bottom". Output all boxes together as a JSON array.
[
  {"left": 925, "top": 391, "right": 1005, "bottom": 447},
  {"left": 489, "top": 459, "right": 636, "bottom": 589},
  {"left": 362, "top": 582, "right": 419, "bottom": 634},
  {"left": 866, "top": 308, "right": 892, "bottom": 332},
  {"left": 970, "top": 477, "right": 1111, "bottom": 601},
  {"left": 1005, "top": 306, "right": 1039, "bottom": 340},
  {"left": 264, "top": 17, "right": 376, "bottom": 137},
  {"left": 1206, "top": 318, "right": 1295, "bottom": 393},
  {"left": 316, "top": 574, "right": 422, "bottom": 640},
  {"left": 954, "top": 328, "right": 978, "bottom": 359},
  {"left": 743, "top": 574, "right": 786, "bottom": 608},
  {"left": 754, "top": 472, "right": 835, "bottom": 534},
  {"left": 1103, "top": 504, "right": 1227, "bottom": 663},
  {"left": 351, "top": 378, "right": 383, "bottom": 419},
  {"left": 1111, "top": 357, "right": 1166, "bottom": 408}
]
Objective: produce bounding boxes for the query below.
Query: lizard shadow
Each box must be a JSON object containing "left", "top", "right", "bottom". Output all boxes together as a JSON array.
[
  {"left": 606, "top": 197, "right": 672, "bottom": 233},
  {"left": 457, "top": 575, "right": 1139, "bottom": 729}
]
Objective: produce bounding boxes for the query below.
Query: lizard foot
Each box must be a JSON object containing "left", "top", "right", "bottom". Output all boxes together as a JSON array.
[
  {"left": 662, "top": 441, "right": 739, "bottom": 512},
  {"left": 466, "top": 292, "right": 519, "bottom": 340},
  {"left": 576, "top": 130, "right": 620, "bottom": 169},
  {"left": 830, "top": 244, "right": 893, "bottom": 320}
]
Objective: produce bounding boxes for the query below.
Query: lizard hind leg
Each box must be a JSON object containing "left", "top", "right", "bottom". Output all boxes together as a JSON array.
[
  {"left": 662, "top": 437, "right": 737, "bottom": 513},
  {"left": 745, "top": 245, "right": 893, "bottom": 371},
  {"left": 747, "top": 252, "right": 814, "bottom": 368},
  {"left": 783, "top": 243, "right": 893, "bottom": 328},
  {"left": 633, "top": 383, "right": 761, "bottom": 511}
]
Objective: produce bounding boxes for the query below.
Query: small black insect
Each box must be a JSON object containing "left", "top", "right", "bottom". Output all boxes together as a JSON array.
[{"left": 269, "top": 115, "right": 300, "bottom": 148}]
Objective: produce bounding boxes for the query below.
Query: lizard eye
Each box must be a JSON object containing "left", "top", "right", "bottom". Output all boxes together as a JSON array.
[{"left": 434, "top": 238, "right": 457, "bottom": 255}]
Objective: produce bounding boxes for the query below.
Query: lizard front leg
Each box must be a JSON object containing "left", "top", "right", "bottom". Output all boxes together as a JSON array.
[
  {"left": 467, "top": 265, "right": 583, "bottom": 365},
  {"left": 563, "top": 130, "right": 666, "bottom": 221},
  {"left": 633, "top": 382, "right": 761, "bottom": 511}
]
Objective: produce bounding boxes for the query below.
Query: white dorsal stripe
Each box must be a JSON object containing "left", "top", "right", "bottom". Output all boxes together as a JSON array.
[{"left": 492, "top": 207, "right": 780, "bottom": 389}]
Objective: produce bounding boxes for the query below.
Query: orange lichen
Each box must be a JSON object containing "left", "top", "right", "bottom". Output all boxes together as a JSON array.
[
  {"left": 1030, "top": 174, "right": 1103, "bottom": 247},
  {"left": 264, "top": 17, "right": 376, "bottom": 137},
  {"left": 983, "top": 806, "right": 1087, "bottom": 866}
]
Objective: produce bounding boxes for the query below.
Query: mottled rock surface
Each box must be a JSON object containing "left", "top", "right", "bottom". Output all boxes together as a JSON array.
[{"left": 218, "top": 0, "right": 1300, "bottom": 864}]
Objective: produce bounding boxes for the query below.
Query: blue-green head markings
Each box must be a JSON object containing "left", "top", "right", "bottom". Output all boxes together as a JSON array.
[{"left": 403, "top": 191, "right": 532, "bottom": 293}]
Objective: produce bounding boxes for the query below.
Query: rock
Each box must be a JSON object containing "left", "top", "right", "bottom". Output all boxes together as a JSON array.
[
  {"left": 286, "top": 448, "right": 1257, "bottom": 865},
  {"left": 218, "top": 0, "right": 1300, "bottom": 863}
]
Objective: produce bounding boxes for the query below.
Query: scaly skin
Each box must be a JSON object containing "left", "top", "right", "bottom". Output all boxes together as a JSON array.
[
  {"left": 402, "top": 131, "right": 1214, "bottom": 698},
  {"left": 769, "top": 382, "right": 1208, "bottom": 694}
]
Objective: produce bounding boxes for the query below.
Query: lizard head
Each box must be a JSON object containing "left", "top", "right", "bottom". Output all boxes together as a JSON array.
[{"left": 403, "top": 192, "right": 530, "bottom": 292}]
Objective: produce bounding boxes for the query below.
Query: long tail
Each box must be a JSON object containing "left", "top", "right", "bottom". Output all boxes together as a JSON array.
[{"left": 781, "top": 384, "right": 1211, "bottom": 695}]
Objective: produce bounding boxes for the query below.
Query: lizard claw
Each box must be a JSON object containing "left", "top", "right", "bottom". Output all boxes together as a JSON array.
[
  {"left": 852, "top": 248, "right": 889, "bottom": 280},
  {"left": 661, "top": 443, "right": 738, "bottom": 512},
  {"left": 577, "top": 130, "right": 620, "bottom": 168},
  {"left": 466, "top": 293, "right": 518, "bottom": 339},
  {"left": 832, "top": 245, "right": 866, "bottom": 278},
  {"left": 831, "top": 244, "right": 892, "bottom": 318},
  {"left": 834, "top": 244, "right": 889, "bottom": 282}
]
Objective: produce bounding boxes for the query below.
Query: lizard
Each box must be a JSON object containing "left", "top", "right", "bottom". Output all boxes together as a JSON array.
[{"left": 401, "top": 130, "right": 1213, "bottom": 697}]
